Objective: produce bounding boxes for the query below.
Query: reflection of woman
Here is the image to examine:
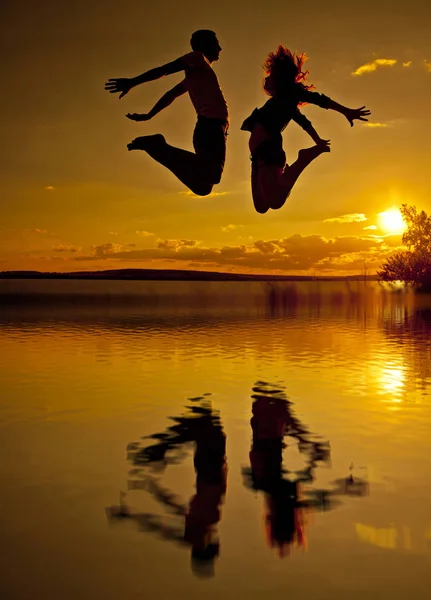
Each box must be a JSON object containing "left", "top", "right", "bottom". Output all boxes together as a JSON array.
[
  {"left": 125, "top": 399, "right": 227, "bottom": 577},
  {"left": 245, "top": 382, "right": 331, "bottom": 556},
  {"left": 249, "top": 388, "right": 306, "bottom": 556}
]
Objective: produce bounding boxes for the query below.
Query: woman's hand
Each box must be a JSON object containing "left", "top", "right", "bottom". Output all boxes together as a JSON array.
[{"left": 345, "top": 106, "right": 371, "bottom": 127}]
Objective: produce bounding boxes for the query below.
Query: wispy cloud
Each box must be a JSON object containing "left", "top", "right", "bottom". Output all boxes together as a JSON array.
[
  {"left": 221, "top": 224, "right": 243, "bottom": 232},
  {"left": 87, "top": 242, "right": 136, "bottom": 258},
  {"left": 157, "top": 239, "right": 200, "bottom": 251},
  {"left": 363, "top": 225, "right": 378, "bottom": 231},
  {"left": 180, "top": 191, "right": 230, "bottom": 198},
  {"left": 352, "top": 58, "right": 397, "bottom": 76},
  {"left": 364, "top": 122, "right": 389, "bottom": 128},
  {"left": 403, "top": 61, "right": 412, "bottom": 68},
  {"left": 33, "top": 228, "right": 49, "bottom": 234},
  {"left": 53, "top": 245, "right": 81, "bottom": 253},
  {"left": 109, "top": 232, "right": 119, "bottom": 236},
  {"left": 44, "top": 186, "right": 55, "bottom": 191},
  {"left": 136, "top": 230, "right": 155, "bottom": 237},
  {"left": 324, "top": 213, "right": 367, "bottom": 224},
  {"left": 425, "top": 60, "right": 431, "bottom": 72}
]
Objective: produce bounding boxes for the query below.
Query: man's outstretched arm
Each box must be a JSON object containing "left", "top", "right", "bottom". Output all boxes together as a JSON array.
[
  {"left": 105, "top": 57, "right": 186, "bottom": 99},
  {"left": 126, "top": 81, "right": 187, "bottom": 121}
]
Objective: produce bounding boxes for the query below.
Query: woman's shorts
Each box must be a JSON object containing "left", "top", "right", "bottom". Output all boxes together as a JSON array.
[{"left": 251, "top": 136, "right": 286, "bottom": 169}]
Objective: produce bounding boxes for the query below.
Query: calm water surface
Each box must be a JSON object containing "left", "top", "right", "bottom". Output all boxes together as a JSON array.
[{"left": 1, "top": 280, "right": 431, "bottom": 599}]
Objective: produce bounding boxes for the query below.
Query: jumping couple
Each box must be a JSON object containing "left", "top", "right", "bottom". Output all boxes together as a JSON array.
[{"left": 105, "top": 30, "right": 371, "bottom": 214}]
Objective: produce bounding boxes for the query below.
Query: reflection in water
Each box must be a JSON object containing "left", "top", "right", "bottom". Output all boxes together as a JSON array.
[
  {"left": 379, "top": 362, "right": 406, "bottom": 399},
  {"left": 108, "top": 383, "right": 369, "bottom": 568},
  {"left": 108, "top": 395, "right": 227, "bottom": 578},
  {"left": 243, "top": 382, "right": 368, "bottom": 557},
  {"left": 355, "top": 523, "right": 398, "bottom": 550},
  {"left": 381, "top": 306, "right": 431, "bottom": 398}
]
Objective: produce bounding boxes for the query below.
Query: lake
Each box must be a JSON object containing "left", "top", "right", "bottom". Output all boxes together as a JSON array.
[{"left": 1, "top": 279, "right": 430, "bottom": 599}]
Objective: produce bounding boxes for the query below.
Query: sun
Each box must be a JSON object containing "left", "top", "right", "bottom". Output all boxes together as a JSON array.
[{"left": 378, "top": 209, "right": 406, "bottom": 235}]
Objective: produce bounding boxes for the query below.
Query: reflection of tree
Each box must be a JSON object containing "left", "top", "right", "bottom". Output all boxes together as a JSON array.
[
  {"left": 381, "top": 306, "right": 431, "bottom": 391},
  {"left": 243, "top": 381, "right": 368, "bottom": 557},
  {"left": 108, "top": 396, "right": 227, "bottom": 578}
]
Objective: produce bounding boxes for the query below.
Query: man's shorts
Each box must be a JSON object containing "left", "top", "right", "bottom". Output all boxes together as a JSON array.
[{"left": 193, "top": 116, "right": 229, "bottom": 184}]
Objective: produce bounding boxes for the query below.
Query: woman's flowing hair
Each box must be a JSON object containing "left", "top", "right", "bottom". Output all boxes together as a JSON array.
[{"left": 263, "top": 45, "right": 314, "bottom": 100}]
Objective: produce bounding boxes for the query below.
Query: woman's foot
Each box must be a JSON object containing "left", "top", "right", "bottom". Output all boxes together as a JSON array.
[
  {"left": 280, "top": 142, "right": 330, "bottom": 190},
  {"left": 297, "top": 142, "right": 330, "bottom": 164},
  {"left": 127, "top": 134, "right": 166, "bottom": 151}
]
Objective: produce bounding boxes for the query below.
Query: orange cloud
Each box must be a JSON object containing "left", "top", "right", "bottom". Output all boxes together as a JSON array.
[
  {"left": 324, "top": 214, "right": 367, "bottom": 224},
  {"left": 157, "top": 239, "right": 199, "bottom": 251},
  {"left": 221, "top": 224, "right": 243, "bottom": 232},
  {"left": 136, "top": 230, "right": 155, "bottom": 237},
  {"left": 352, "top": 58, "right": 397, "bottom": 76},
  {"left": 180, "top": 191, "right": 230, "bottom": 198},
  {"left": 53, "top": 245, "right": 81, "bottom": 253},
  {"left": 364, "top": 122, "right": 389, "bottom": 128},
  {"left": 89, "top": 242, "right": 136, "bottom": 258}
]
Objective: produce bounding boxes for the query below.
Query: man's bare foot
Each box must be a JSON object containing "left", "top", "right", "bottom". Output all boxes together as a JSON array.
[{"left": 127, "top": 134, "right": 166, "bottom": 151}]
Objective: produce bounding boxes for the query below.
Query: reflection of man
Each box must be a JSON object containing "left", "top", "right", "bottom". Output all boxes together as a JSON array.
[
  {"left": 123, "top": 401, "right": 227, "bottom": 577},
  {"left": 184, "top": 418, "right": 227, "bottom": 576}
]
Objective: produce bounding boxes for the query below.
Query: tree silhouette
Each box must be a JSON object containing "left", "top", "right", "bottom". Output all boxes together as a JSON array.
[{"left": 378, "top": 204, "right": 431, "bottom": 288}]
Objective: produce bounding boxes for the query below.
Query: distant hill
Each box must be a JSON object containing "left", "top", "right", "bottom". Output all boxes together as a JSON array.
[{"left": 0, "top": 268, "right": 379, "bottom": 282}]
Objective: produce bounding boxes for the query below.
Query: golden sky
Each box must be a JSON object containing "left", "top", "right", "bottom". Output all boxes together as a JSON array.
[{"left": 1, "top": 0, "right": 430, "bottom": 275}]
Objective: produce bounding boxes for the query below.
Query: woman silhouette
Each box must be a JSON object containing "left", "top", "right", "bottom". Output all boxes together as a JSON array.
[{"left": 241, "top": 46, "right": 371, "bottom": 214}]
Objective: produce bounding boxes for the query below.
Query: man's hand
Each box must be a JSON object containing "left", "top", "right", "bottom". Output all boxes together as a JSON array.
[
  {"left": 316, "top": 138, "right": 331, "bottom": 150},
  {"left": 105, "top": 78, "right": 133, "bottom": 99},
  {"left": 345, "top": 106, "right": 371, "bottom": 127},
  {"left": 126, "top": 113, "right": 152, "bottom": 122}
]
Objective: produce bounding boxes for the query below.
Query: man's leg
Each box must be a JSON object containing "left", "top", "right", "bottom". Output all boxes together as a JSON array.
[{"left": 128, "top": 134, "right": 214, "bottom": 196}]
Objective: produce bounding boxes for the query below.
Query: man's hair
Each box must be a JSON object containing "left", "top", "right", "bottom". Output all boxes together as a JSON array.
[{"left": 190, "top": 30, "right": 217, "bottom": 51}]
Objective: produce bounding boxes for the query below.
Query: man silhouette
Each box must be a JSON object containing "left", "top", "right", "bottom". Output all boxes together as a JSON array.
[{"left": 105, "top": 30, "right": 229, "bottom": 196}]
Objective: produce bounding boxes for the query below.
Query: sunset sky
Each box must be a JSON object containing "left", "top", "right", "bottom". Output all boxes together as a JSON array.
[{"left": 2, "top": 0, "right": 430, "bottom": 275}]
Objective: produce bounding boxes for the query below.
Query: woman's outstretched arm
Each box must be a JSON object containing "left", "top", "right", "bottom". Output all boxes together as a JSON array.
[
  {"left": 300, "top": 89, "right": 371, "bottom": 127},
  {"left": 326, "top": 100, "right": 371, "bottom": 126}
]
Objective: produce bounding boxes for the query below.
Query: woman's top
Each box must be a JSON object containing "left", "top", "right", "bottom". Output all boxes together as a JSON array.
[{"left": 241, "top": 85, "right": 332, "bottom": 136}]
